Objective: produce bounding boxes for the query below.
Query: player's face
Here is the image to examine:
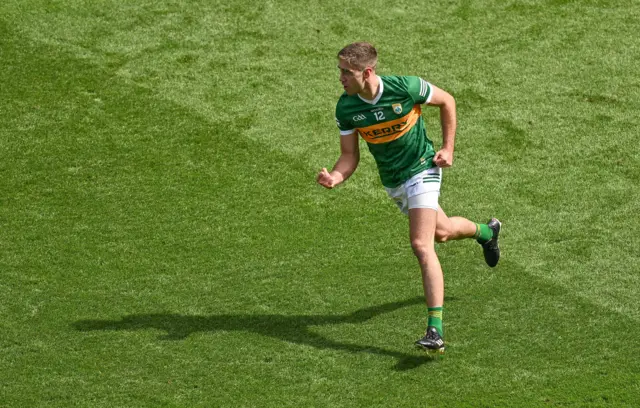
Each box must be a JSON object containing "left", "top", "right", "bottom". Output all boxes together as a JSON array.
[{"left": 338, "top": 60, "right": 366, "bottom": 95}]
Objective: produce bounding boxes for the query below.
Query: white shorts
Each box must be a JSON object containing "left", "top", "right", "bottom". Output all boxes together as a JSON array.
[{"left": 384, "top": 167, "right": 442, "bottom": 215}]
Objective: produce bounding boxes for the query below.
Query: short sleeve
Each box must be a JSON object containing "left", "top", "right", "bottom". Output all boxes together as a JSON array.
[
  {"left": 335, "top": 104, "right": 355, "bottom": 136},
  {"left": 405, "top": 76, "right": 433, "bottom": 105}
]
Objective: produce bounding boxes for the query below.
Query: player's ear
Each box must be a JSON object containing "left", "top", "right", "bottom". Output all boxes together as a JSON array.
[{"left": 363, "top": 67, "right": 372, "bottom": 79}]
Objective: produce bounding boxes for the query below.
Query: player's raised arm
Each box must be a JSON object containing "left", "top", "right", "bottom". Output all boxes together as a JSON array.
[
  {"left": 317, "top": 131, "right": 360, "bottom": 189},
  {"left": 427, "top": 84, "right": 457, "bottom": 168}
]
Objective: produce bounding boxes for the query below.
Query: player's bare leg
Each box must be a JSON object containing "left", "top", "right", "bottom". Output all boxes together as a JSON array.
[
  {"left": 409, "top": 207, "right": 442, "bottom": 306},
  {"left": 435, "top": 206, "right": 477, "bottom": 242},
  {"left": 435, "top": 206, "right": 502, "bottom": 267},
  {"left": 408, "top": 207, "right": 445, "bottom": 354}
]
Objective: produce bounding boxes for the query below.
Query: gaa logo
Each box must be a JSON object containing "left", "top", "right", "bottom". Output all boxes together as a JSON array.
[{"left": 352, "top": 114, "right": 366, "bottom": 122}]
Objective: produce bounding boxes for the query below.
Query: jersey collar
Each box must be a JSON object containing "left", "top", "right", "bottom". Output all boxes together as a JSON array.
[{"left": 357, "top": 76, "right": 383, "bottom": 105}]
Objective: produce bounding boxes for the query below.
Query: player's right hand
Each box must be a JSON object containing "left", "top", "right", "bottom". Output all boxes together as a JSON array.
[
  {"left": 433, "top": 149, "right": 454, "bottom": 168},
  {"left": 316, "top": 168, "right": 336, "bottom": 189}
]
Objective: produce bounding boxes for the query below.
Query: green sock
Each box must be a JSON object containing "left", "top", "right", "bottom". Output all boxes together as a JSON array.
[
  {"left": 427, "top": 307, "right": 443, "bottom": 336},
  {"left": 475, "top": 223, "right": 493, "bottom": 244}
]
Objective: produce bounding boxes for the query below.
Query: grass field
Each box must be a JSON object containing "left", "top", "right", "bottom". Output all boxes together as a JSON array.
[{"left": 1, "top": 0, "right": 639, "bottom": 406}]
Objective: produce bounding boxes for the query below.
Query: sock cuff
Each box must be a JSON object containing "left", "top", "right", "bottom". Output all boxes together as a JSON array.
[
  {"left": 476, "top": 223, "right": 492, "bottom": 243},
  {"left": 428, "top": 307, "right": 443, "bottom": 319}
]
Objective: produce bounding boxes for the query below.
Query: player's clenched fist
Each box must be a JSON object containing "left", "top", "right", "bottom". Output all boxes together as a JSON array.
[{"left": 433, "top": 149, "right": 454, "bottom": 168}]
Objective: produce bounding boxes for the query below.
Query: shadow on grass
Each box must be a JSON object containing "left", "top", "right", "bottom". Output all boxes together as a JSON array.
[{"left": 73, "top": 297, "right": 440, "bottom": 371}]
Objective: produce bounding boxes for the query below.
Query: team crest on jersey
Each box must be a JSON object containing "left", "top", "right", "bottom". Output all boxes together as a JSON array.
[{"left": 392, "top": 103, "right": 402, "bottom": 115}]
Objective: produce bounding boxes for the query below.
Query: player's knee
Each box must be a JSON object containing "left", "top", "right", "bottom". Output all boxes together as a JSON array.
[{"left": 410, "top": 238, "right": 436, "bottom": 261}]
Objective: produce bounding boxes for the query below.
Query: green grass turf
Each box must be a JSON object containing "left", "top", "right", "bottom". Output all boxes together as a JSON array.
[{"left": 1, "top": 0, "right": 639, "bottom": 406}]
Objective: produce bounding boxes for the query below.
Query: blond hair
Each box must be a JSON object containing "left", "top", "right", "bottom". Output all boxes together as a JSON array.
[{"left": 338, "top": 42, "right": 378, "bottom": 71}]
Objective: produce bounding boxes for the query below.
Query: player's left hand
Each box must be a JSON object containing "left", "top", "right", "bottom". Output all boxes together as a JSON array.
[{"left": 433, "top": 149, "right": 454, "bottom": 168}]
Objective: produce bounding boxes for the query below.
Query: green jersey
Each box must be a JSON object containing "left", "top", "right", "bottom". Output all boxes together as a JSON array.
[{"left": 335, "top": 75, "right": 436, "bottom": 188}]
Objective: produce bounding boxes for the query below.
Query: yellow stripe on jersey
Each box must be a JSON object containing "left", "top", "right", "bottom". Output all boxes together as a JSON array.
[{"left": 356, "top": 105, "right": 421, "bottom": 144}]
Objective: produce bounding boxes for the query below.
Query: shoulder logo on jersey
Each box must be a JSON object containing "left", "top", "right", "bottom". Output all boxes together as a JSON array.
[
  {"left": 392, "top": 103, "right": 402, "bottom": 115},
  {"left": 352, "top": 114, "right": 366, "bottom": 122}
]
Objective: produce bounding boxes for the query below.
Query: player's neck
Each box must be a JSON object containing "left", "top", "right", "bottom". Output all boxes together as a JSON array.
[{"left": 358, "top": 75, "right": 380, "bottom": 101}]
